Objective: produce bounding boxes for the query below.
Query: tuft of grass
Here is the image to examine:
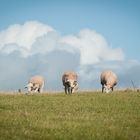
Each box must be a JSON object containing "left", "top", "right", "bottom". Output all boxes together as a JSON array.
[{"left": 0, "top": 91, "right": 140, "bottom": 140}]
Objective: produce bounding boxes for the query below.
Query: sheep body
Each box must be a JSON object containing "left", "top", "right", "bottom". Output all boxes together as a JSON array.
[
  {"left": 62, "top": 72, "right": 78, "bottom": 94},
  {"left": 27, "top": 75, "right": 45, "bottom": 93},
  {"left": 100, "top": 70, "right": 117, "bottom": 93}
]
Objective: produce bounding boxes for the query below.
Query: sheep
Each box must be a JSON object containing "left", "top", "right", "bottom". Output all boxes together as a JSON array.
[
  {"left": 100, "top": 70, "right": 117, "bottom": 93},
  {"left": 26, "top": 75, "right": 45, "bottom": 93},
  {"left": 62, "top": 71, "right": 78, "bottom": 94}
]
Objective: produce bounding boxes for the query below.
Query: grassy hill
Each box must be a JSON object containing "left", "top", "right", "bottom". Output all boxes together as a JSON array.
[{"left": 0, "top": 91, "right": 140, "bottom": 140}]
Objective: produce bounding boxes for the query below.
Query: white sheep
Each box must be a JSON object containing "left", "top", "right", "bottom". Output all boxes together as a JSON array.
[
  {"left": 100, "top": 70, "right": 117, "bottom": 93},
  {"left": 62, "top": 71, "right": 78, "bottom": 94},
  {"left": 26, "top": 75, "right": 45, "bottom": 93}
]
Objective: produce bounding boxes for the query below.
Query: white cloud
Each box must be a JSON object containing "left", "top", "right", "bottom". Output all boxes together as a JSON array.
[
  {"left": 60, "top": 29, "right": 124, "bottom": 65},
  {"left": 0, "top": 21, "right": 124, "bottom": 62},
  {"left": 31, "top": 31, "right": 60, "bottom": 55},
  {"left": 0, "top": 21, "right": 53, "bottom": 56}
]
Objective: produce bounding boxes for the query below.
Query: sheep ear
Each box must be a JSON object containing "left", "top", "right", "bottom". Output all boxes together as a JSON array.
[
  {"left": 24, "top": 84, "right": 29, "bottom": 88},
  {"left": 26, "top": 83, "right": 33, "bottom": 88}
]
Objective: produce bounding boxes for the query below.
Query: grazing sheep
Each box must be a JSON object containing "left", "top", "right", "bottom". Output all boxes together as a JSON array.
[
  {"left": 26, "top": 75, "right": 45, "bottom": 93},
  {"left": 62, "top": 71, "right": 78, "bottom": 94},
  {"left": 100, "top": 70, "right": 117, "bottom": 93}
]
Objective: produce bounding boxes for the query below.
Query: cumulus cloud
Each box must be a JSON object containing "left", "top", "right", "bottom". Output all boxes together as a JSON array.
[
  {"left": 0, "top": 21, "right": 139, "bottom": 91},
  {"left": 60, "top": 29, "right": 124, "bottom": 65},
  {"left": 0, "top": 21, "right": 53, "bottom": 57}
]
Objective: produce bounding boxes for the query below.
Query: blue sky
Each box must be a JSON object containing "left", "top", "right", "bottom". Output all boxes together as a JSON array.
[
  {"left": 0, "top": 0, "right": 140, "bottom": 60},
  {"left": 0, "top": 0, "right": 140, "bottom": 90}
]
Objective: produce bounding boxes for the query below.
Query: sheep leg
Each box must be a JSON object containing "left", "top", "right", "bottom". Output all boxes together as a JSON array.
[
  {"left": 71, "top": 88, "right": 74, "bottom": 94},
  {"left": 65, "top": 86, "right": 68, "bottom": 94},
  {"left": 111, "top": 87, "right": 114, "bottom": 92},
  {"left": 68, "top": 87, "right": 72, "bottom": 94},
  {"left": 102, "top": 86, "right": 104, "bottom": 93},
  {"left": 39, "top": 86, "right": 44, "bottom": 93},
  {"left": 38, "top": 88, "right": 41, "bottom": 93}
]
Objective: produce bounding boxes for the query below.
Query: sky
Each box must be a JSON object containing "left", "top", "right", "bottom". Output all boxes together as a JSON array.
[{"left": 0, "top": 0, "right": 140, "bottom": 91}]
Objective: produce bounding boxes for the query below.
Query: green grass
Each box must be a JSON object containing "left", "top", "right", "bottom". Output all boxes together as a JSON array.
[{"left": 0, "top": 92, "right": 140, "bottom": 140}]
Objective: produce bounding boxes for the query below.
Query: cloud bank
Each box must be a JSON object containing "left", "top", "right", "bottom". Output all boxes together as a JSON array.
[{"left": 0, "top": 21, "right": 139, "bottom": 91}]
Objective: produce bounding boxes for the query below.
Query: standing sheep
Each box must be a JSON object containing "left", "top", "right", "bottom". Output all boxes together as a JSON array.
[
  {"left": 100, "top": 70, "right": 117, "bottom": 93},
  {"left": 62, "top": 71, "right": 78, "bottom": 94},
  {"left": 26, "top": 75, "right": 45, "bottom": 93}
]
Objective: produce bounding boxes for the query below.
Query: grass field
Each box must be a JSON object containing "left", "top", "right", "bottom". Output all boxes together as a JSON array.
[{"left": 0, "top": 91, "right": 140, "bottom": 140}]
